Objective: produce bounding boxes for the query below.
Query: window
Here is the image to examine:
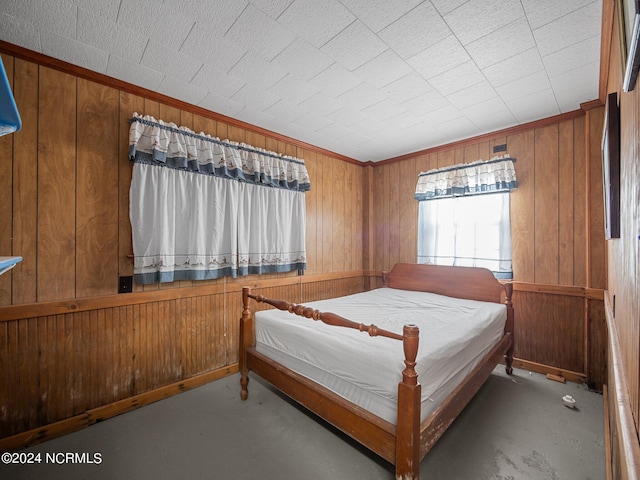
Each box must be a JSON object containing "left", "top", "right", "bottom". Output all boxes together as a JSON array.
[
  {"left": 417, "top": 192, "right": 513, "bottom": 279},
  {"left": 414, "top": 156, "right": 517, "bottom": 279}
]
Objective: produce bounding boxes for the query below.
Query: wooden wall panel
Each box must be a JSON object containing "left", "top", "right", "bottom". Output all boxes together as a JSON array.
[
  {"left": 362, "top": 165, "right": 374, "bottom": 278},
  {"left": 572, "top": 115, "right": 587, "bottom": 287},
  {"left": 373, "top": 164, "right": 385, "bottom": 271},
  {"left": 299, "top": 276, "right": 365, "bottom": 304},
  {"left": 76, "top": 79, "right": 120, "bottom": 297},
  {"left": 587, "top": 299, "right": 607, "bottom": 390},
  {"left": 512, "top": 291, "right": 585, "bottom": 374},
  {"left": 350, "top": 162, "right": 363, "bottom": 271},
  {"left": 11, "top": 58, "right": 38, "bottom": 304},
  {"left": 303, "top": 148, "right": 318, "bottom": 274},
  {"left": 588, "top": 106, "right": 606, "bottom": 290},
  {"left": 0, "top": 321, "right": 12, "bottom": 431},
  {"left": 508, "top": 130, "right": 535, "bottom": 282},
  {"left": 534, "top": 124, "right": 560, "bottom": 284},
  {"left": 321, "top": 155, "right": 334, "bottom": 272},
  {"left": 387, "top": 161, "right": 400, "bottom": 269},
  {"left": 333, "top": 159, "right": 346, "bottom": 273},
  {"left": 0, "top": 54, "right": 13, "bottom": 306},
  {"left": 37, "top": 67, "right": 77, "bottom": 301},
  {"left": 463, "top": 143, "right": 479, "bottom": 161},
  {"left": 558, "top": 120, "right": 575, "bottom": 285},
  {"left": 437, "top": 148, "right": 455, "bottom": 168},
  {"left": 399, "top": 156, "right": 417, "bottom": 265},
  {"left": 346, "top": 161, "right": 355, "bottom": 270}
]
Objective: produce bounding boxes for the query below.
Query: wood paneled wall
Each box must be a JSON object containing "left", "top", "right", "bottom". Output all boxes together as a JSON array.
[
  {"left": 367, "top": 112, "right": 607, "bottom": 388},
  {"left": 369, "top": 115, "right": 603, "bottom": 285},
  {"left": 607, "top": 10, "right": 640, "bottom": 431},
  {"left": 0, "top": 53, "right": 364, "bottom": 306},
  {"left": 0, "top": 51, "right": 366, "bottom": 443},
  {"left": 602, "top": 2, "right": 640, "bottom": 477}
]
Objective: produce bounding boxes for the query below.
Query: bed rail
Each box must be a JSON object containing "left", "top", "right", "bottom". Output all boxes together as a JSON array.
[{"left": 247, "top": 289, "right": 406, "bottom": 340}]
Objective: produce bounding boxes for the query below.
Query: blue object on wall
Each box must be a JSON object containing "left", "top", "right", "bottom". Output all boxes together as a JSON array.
[
  {"left": 0, "top": 56, "right": 21, "bottom": 136},
  {"left": 0, "top": 256, "right": 22, "bottom": 276}
]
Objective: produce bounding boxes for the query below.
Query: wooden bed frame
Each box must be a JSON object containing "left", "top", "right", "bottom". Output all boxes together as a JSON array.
[{"left": 239, "top": 263, "right": 514, "bottom": 480}]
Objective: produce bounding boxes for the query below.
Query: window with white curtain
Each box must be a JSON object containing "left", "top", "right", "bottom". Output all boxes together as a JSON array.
[
  {"left": 128, "top": 114, "right": 310, "bottom": 285},
  {"left": 417, "top": 193, "right": 513, "bottom": 278},
  {"left": 415, "top": 157, "right": 517, "bottom": 279}
]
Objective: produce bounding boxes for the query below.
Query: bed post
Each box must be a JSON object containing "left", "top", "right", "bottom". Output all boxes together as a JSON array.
[
  {"left": 504, "top": 282, "right": 514, "bottom": 375},
  {"left": 396, "top": 324, "right": 420, "bottom": 480},
  {"left": 240, "top": 286, "right": 254, "bottom": 400}
]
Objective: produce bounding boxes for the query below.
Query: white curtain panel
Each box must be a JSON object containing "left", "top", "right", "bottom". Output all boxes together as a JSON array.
[
  {"left": 417, "top": 193, "right": 513, "bottom": 278},
  {"left": 128, "top": 114, "right": 309, "bottom": 284},
  {"left": 237, "top": 182, "right": 307, "bottom": 275},
  {"left": 130, "top": 163, "right": 239, "bottom": 283}
]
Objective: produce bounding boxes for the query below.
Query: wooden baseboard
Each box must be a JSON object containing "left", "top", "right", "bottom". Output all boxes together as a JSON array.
[
  {"left": 510, "top": 358, "right": 587, "bottom": 384},
  {"left": 0, "top": 364, "right": 238, "bottom": 451}
]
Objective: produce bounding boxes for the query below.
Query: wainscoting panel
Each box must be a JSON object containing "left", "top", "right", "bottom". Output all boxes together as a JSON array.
[
  {"left": 0, "top": 292, "right": 229, "bottom": 437},
  {"left": 0, "top": 274, "right": 367, "bottom": 441},
  {"left": 512, "top": 290, "right": 585, "bottom": 374}
]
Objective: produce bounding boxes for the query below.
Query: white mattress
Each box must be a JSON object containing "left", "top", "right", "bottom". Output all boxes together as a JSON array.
[{"left": 254, "top": 287, "right": 507, "bottom": 424}]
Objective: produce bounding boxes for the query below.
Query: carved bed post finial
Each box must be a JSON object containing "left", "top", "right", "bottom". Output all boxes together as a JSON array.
[{"left": 401, "top": 324, "right": 420, "bottom": 384}]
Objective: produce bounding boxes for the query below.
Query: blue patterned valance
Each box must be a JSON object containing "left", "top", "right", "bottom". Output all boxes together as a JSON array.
[
  {"left": 129, "top": 113, "right": 310, "bottom": 192},
  {"left": 415, "top": 155, "right": 517, "bottom": 201}
]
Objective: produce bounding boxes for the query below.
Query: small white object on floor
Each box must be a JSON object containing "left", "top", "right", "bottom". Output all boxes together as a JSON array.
[{"left": 562, "top": 395, "right": 576, "bottom": 408}]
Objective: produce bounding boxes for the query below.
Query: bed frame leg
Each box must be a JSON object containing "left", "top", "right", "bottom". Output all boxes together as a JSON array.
[
  {"left": 396, "top": 324, "right": 421, "bottom": 480},
  {"left": 240, "top": 374, "right": 249, "bottom": 400},
  {"left": 240, "top": 286, "right": 254, "bottom": 400},
  {"left": 504, "top": 282, "right": 514, "bottom": 375},
  {"left": 505, "top": 350, "right": 514, "bottom": 375}
]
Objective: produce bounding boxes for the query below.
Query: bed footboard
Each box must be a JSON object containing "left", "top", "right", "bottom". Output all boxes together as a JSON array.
[{"left": 239, "top": 286, "right": 423, "bottom": 480}]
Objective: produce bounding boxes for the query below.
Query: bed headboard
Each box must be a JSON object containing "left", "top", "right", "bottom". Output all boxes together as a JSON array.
[{"left": 385, "top": 263, "right": 507, "bottom": 304}]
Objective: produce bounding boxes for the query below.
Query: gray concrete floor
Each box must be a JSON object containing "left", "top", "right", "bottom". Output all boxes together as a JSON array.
[{"left": 1, "top": 367, "right": 604, "bottom": 479}]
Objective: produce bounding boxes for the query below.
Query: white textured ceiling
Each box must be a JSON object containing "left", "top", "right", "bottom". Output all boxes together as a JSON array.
[{"left": 0, "top": 0, "right": 602, "bottom": 162}]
